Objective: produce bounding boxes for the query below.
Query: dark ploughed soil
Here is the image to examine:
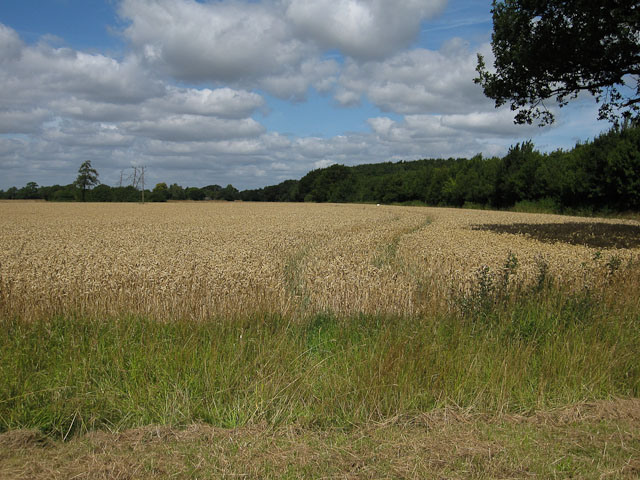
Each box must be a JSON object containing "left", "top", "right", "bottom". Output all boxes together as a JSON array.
[{"left": 472, "top": 222, "right": 640, "bottom": 249}]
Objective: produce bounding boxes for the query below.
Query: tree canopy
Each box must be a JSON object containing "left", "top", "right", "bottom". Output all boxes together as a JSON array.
[
  {"left": 74, "top": 161, "right": 100, "bottom": 202},
  {"left": 475, "top": 0, "right": 640, "bottom": 125}
]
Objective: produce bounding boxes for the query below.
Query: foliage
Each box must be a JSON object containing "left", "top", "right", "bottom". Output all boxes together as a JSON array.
[
  {"left": 89, "top": 184, "right": 114, "bottom": 202},
  {"left": 185, "top": 186, "right": 205, "bottom": 201},
  {"left": 111, "top": 186, "right": 144, "bottom": 202},
  {"left": 149, "top": 182, "right": 169, "bottom": 202},
  {"left": 74, "top": 161, "right": 100, "bottom": 202},
  {"left": 16, "top": 182, "right": 40, "bottom": 200},
  {"left": 220, "top": 184, "right": 240, "bottom": 201},
  {"left": 475, "top": 0, "right": 640, "bottom": 125},
  {"left": 51, "top": 185, "right": 77, "bottom": 202},
  {"left": 168, "top": 183, "right": 186, "bottom": 200}
]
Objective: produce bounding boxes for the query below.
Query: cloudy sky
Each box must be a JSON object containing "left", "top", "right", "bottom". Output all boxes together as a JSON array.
[{"left": 0, "top": 0, "right": 611, "bottom": 190}]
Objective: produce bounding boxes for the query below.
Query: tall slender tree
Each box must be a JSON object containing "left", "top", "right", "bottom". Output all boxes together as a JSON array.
[{"left": 75, "top": 161, "right": 99, "bottom": 202}]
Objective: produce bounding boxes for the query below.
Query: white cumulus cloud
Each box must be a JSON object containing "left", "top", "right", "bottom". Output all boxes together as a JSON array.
[
  {"left": 120, "top": 0, "right": 311, "bottom": 84},
  {"left": 124, "top": 115, "right": 265, "bottom": 142},
  {"left": 148, "top": 87, "right": 265, "bottom": 118},
  {"left": 285, "top": 0, "right": 447, "bottom": 59},
  {"left": 338, "top": 39, "right": 492, "bottom": 114}
]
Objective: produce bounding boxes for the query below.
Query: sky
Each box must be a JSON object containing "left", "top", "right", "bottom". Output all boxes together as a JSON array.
[{"left": 0, "top": 0, "right": 612, "bottom": 191}]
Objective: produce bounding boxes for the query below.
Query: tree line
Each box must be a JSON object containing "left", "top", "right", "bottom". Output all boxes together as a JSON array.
[
  {"left": 0, "top": 181, "right": 242, "bottom": 203},
  {"left": 242, "top": 123, "right": 640, "bottom": 213},
  {"left": 1, "top": 124, "right": 639, "bottom": 213}
]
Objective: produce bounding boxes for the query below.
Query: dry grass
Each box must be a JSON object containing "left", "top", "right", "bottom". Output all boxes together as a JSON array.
[
  {"left": 2, "top": 398, "right": 639, "bottom": 479},
  {"left": 2, "top": 201, "right": 638, "bottom": 320}
]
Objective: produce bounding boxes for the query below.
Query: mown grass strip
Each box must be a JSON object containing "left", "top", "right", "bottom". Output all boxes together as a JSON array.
[{"left": 2, "top": 399, "right": 640, "bottom": 479}]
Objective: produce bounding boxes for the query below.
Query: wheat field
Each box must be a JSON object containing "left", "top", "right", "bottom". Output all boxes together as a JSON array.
[
  {"left": 2, "top": 200, "right": 640, "bottom": 477},
  {"left": 2, "top": 201, "right": 638, "bottom": 321}
]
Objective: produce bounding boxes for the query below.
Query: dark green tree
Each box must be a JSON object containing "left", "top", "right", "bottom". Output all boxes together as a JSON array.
[
  {"left": 38, "top": 185, "right": 56, "bottom": 201},
  {"left": 475, "top": 0, "right": 640, "bottom": 125},
  {"left": 150, "top": 182, "right": 169, "bottom": 202},
  {"left": 492, "top": 141, "right": 540, "bottom": 207},
  {"left": 112, "top": 186, "right": 140, "bottom": 202},
  {"left": 5, "top": 187, "right": 18, "bottom": 199},
  {"left": 168, "top": 183, "right": 186, "bottom": 200},
  {"left": 74, "top": 161, "right": 99, "bottom": 202},
  {"left": 17, "top": 182, "right": 40, "bottom": 199},
  {"left": 220, "top": 184, "right": 239, "bottom": 201},
  {"left": 89, "top": 184, "right": 113, "bottom": 202},
  {"left": 52, "top": 185, "right": 77, "bottom": 202},
  {"left": 185, "top": 187, "right": 205, "bottom": 201},
  {"left": 201, "top": 184, "right": 222, "bottom": 200}
]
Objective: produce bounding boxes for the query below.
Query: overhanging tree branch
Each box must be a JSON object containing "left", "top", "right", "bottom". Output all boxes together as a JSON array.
[{"left": 476, "top": 0, "right": 640, "bottom": 126}]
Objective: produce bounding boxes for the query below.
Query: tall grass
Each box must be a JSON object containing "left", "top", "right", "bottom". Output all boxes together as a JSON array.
[{"left": 2, "top": 275, "right": 639, "bottom": 439}]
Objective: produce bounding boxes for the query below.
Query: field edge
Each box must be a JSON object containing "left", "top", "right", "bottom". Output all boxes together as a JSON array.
[{"left": 2, "top": 398, "right": 639, "bottom": 479}]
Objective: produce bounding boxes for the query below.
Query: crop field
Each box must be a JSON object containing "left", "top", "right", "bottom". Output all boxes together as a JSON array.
[
  {"left": 2, "top": 201, "right": 639, "bottom": 320},
  {"left": 2, "top": 201, "right": 640, "bottom": 478}
]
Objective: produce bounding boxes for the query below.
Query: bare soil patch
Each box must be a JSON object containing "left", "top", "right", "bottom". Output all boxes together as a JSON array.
[{"left": 473, "top": 222, "right": 640, "bottom": 249}]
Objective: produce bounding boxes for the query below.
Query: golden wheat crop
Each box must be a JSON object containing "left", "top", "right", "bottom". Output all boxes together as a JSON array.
[{"left": 1, "top": 201, "right": 638, "bottom": 320}]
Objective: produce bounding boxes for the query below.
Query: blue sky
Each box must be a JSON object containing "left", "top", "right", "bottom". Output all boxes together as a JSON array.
[
  {"left": 1, "top": 0, "right": 122, "bottom": 50},
  {"left": 0, "top": 0, "right": 610, "bottom": 190}
]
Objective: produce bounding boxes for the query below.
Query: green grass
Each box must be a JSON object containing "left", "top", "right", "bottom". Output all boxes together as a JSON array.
[{"left": 2, "top": 283, "right": 639, "bottom": 439}]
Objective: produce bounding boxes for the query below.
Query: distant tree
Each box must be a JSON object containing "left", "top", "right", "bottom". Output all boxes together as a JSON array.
[
  {"left": 475, "top": 0, "right": 640, "bottom": 125},
  {"left": 5, "top": 187, "right": 18, "bottom": 200},
  {"left": 38, "top": 185, "right": 58, "bottom": 201},
  {"left": 256, "top": 179, "right": 299, "bottom": 202},
  {"left": 89, "top": 184, "right": 113, "bottom": 202},
  {"left": 52, "top": 185, "right": 77, "bottom": 202},
  {"left": 202, "top": 184, "right": 222, "bottom": 200},
  {"left": 308, "top": 164, "right": 353, "bottom": 202},
  {"left": 36, "top": 186, "right": 46, "bottom": 200},
  {"left": 297, "top": 168, "right": 324, "bottom": 202},
  {"left": 425, "top": 167, "right": 450, "bottom": 205},
  {"left": 151, "top": 182, "right": 169, "bottom": 202},
  {"left": 112, "top": 186, "right": 140, "bottom": 202},
  {"left": 492, "top": 141, "right": 541, "bottom": 208},
  {"left": 240, "top": 188, "right": 264, "bottom": 202},
  {"left": 185, "top": 187, "right": 205, "bottom": 201},
  {"left": 221, "top": 184, "right": 239, "bottom": 201},
  {"left": 74, "top": 161, "right": 99, "bottom": 202},
  {"left": 168, "top": 183, "right": 186, "bottom": 200},
  {"left": 378, "top": 174, "right": 403, "bottom": 204},
  {"left": 17, "top": 182, "right": 40, "bottom": 199}
]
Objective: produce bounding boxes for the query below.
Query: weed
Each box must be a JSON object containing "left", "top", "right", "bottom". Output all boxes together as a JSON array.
[
  {"left": 533, "top": 254, "right": 550, "bottom": 292},
  {"left": 499, "top": 251, "right": 519, "bottom": 296},
  {"left": 456, "top": 264, "right": 497, "bottom": 320},
  {"left": 606, "top": 254, "right": 622, "bottom": 276}
]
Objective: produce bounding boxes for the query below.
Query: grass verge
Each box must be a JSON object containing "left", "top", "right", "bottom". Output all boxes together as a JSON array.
[
  {"left": 1, "top": 281, "right": 639, "bottom": 438},
  {"left": 2, "top": 399, "right": 639, "bottom": 479}
]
